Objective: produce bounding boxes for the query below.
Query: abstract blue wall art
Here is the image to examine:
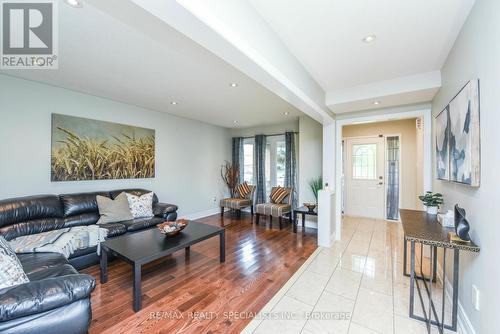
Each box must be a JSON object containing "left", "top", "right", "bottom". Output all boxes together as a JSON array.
[
  {"left": 435, "top": 106, "right": 450, "bottom": 181},
  {"left": 435, "top": 79, "right": 480, "bottom": 187}
]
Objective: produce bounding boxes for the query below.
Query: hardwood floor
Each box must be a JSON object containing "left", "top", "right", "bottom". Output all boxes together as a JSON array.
[{"left": 82, "top": 212, "right": 317, "bottom": 334}]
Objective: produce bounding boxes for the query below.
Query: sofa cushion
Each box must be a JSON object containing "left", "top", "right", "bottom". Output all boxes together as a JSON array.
[
  {"left": 125, "top": 192, "right": 154, "bottom": 218},
  {"left": 100, "top": 222, "right": 127, "bottom": 237},
  {"left": 0, "top": 236, "right": 29, "bottom": 289},
  {"left": 63, "top": 212, "right": 99, "bottom": 228},
  {"left": 0, "top": 195, "right": 63, "bottom": 227},
  {"left": 110, "top": 189, "right": 158, "bottom": 203},
  {"left": 96, "top": 192, "right": 133, "bottom": 224},
  {"left": 119, "top": 217, "right": 164, "bottom": 232},
  {"left": 60, "top": 192, "right": 109, "bottom": 217},
  {"left": 0, "top": 217, "right": 66, "bottom": 241},
  {"left": 26, "top": 263, "right": 79, "bottom": 281},
  {"left": 17, "top": 252, "right": 69, "bottom": 276}
]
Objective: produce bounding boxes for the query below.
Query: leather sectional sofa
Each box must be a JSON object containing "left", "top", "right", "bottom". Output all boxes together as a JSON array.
[{"left": 0, "top": 189, "right": 178, "bottom": 334}]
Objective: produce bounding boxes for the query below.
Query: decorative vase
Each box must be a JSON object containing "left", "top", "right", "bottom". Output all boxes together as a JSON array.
[
  {"left": 426, "top": 205, "right": 438, "bottom": 215},
  {"left": 454, "top": 205, "right": 471, "bottom": 241}
]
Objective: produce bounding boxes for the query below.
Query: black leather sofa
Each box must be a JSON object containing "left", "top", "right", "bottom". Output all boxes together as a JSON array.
[{"left": 0, "top": 189, "right": 178, "bottom": 334}]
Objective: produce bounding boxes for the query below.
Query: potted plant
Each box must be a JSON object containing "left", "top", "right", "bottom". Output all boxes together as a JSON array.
[
  {"left": 418, "top": 191, "right": 443, "bottom": 215},
  {"left": 304, "top": 177, "right": 322, "bottom": 211}
]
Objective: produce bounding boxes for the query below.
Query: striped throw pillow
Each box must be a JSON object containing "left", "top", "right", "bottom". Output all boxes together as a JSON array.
[
  {"left": 270, "top": 187, "right": 289, "bottom": 204},
  {"left": 236, "top": 182, "right": 251, "bottom": 198}
]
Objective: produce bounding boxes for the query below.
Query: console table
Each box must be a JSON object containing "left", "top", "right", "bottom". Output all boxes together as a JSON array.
[
  {"left": 293, "top": 206, "right": 317, "bottom": 233},
  {"left": 400, "top": 209, "right": 480, "bottom": 333}
]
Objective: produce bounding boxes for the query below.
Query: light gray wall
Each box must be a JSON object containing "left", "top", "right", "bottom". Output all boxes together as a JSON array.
[
  {"left": 431, "top": 1, "right": 500, "bottom": 332},
  {"left": 0, "top": 75, "right": 231, "bottom": 217},
  {"left": 298, "top": 115, "right": 323, "bottom": 205}
]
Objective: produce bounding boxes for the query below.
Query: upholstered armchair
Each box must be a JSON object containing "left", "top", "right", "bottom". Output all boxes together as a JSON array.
[
  {"left": 220, "top": 185, "right": 256, "bottom": 217},
  {"left": 255, "top": 187, "right": 293, "bottom": 229}
]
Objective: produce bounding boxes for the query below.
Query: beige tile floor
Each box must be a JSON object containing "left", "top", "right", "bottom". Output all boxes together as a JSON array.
[{"left": 244, "top": 216, "right": 460, "bottom": 334}]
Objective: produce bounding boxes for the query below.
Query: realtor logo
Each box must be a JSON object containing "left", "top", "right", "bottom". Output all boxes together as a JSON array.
[{"left": 1, "top": 0, "right": 58, "bottom": 69}]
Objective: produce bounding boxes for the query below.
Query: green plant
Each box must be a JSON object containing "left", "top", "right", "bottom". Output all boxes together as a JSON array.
[
  {"left": 308, "top": 177, "right": 323, "bottom": 203},
  {"left": 220, "top": 161, "right": 240, "bottom": 197},
  {"left": 418, "top": 191, "right": 443, "bottom": 207}
]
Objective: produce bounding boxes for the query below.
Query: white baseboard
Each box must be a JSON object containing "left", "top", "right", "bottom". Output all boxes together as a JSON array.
[
  {"left": 436, "top": 262, "right": 477, "bottom": 334},
  {"left": 180, "top": 207, "right": 225, "bottom": 221}
]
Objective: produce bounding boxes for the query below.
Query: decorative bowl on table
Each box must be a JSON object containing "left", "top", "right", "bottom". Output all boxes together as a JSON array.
[
  {"left": 303, "top": 203, "right": 317, "bottom": 212},
  {"left": 157, "top": 219, "right": 189, "bottom": 237}
]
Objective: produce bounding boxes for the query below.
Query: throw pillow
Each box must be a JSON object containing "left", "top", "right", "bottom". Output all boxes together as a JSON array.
[
  {"left": 96, "top": 192, "right": 134, "bottom": 224},
  {"left": 236, "top": 182, "right": 251, "bottom": 198},
  {"left": 0, "top": 236, "right": 29, "bottom": 289},
  {"left": 270, "top": 187, "right": 289, "bottom": 204},
  {"left": 126, "top": 192, "right": 154, "bottom": 218}
]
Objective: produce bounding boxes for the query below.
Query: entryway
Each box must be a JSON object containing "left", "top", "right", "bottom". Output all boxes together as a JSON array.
[{"left": 335, "top": 109, "right": 432, "bottom": 239}]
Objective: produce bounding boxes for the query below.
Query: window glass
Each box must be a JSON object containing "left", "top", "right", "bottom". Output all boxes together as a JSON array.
[
  {"left": 276, "top": 141, "right": 286, "bottom": 187},
  {"left": 243, "top": 139, "right": 254, "bottom": 184},
  {"left": 352, "top": 144, "right": 377, "bottom": 179}
]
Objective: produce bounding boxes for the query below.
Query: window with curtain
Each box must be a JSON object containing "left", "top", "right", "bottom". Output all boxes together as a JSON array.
[
  {"left": 265, "top": 135, "right": 285, "bottom": 194},
  {"left": 242, "top": 135, "right": 286, "bottom": 194}
]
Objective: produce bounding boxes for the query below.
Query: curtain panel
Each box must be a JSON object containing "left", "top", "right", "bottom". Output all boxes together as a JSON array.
[
  {"left": 254, "top": 135, "right": 266, "bottom": 204},
  {"left": 232, "top": 137, "right": 244, "bottom": 184},
  {"left": 285, "top": 132, "right": 298, "bottom": 209}
]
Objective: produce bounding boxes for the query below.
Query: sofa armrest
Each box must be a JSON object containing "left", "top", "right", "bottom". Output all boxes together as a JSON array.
[
  {"left": 0, "top": 274, "right": 95, "bottom": 322},
  {"left": 153, "top": 202, "right": 178, "bottom": 218}
]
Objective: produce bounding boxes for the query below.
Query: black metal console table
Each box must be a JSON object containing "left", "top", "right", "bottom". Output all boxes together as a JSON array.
[{"left": 400, "top": 209, "right": 480, "bottom": 333}]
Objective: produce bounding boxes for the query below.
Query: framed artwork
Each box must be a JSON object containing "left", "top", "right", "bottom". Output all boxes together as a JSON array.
[
  {"left": 51, "top": 114, "right": 155, "bottom": 181},
  {"left": 435, "top": 106, "right": 450, "bottom": 181},
  {"left": 435, "top": 79, "right": 480, "bottom": 186}
]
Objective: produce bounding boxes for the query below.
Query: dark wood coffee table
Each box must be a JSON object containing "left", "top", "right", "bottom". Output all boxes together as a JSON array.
[{"left": 99, "top": 221, "right": 225, "bottom": 311}]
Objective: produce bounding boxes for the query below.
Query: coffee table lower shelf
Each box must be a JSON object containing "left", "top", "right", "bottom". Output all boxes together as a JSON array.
[{"left": 99, "top": 222, "right": 225, "bottom": 312}]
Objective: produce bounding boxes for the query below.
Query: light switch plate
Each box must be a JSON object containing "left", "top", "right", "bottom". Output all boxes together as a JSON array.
[{"left": 472, "top": 285, "right": 480, "bottom": 311}]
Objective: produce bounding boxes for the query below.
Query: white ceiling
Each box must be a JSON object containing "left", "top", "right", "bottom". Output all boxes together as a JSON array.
[
  {"left": 250, "top": 0, "right": 475, "bottom": 112},
  {"left": 1, "top": 0, "right": 476, "bottom": 124},
  {"left": 0, "top": 1, "right": 300, "bottom": 128}
]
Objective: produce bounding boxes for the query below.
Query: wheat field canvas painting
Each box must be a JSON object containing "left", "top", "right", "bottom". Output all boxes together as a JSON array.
[{"left": 51, "top": 114, "right": 155, "bottom": 181}]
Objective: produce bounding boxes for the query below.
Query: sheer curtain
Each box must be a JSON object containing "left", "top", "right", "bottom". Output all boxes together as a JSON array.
[
  {"left": 254, "top": 135, "right": 266, "bottom": 204},
  {"left": 285, "top": 132, "right": 298, "bottom": 209},
  {"left": 232, "top": 137, "right": 244, "bottom": 184}
]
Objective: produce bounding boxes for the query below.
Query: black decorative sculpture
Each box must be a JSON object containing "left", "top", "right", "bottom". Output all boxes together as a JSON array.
[{"left": 454, "top": 204, "right": 471, "bottom": 241}]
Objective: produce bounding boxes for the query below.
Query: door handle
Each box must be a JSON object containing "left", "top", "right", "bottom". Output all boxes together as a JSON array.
[{"left": 378, "top": 182, "right": 384, "bottom": 185}]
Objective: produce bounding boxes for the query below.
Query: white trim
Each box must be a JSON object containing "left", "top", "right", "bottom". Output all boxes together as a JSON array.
[
  {"left": 180, "top": 208, "right": 226, "bottom": 221},
  {"left": 436, "top": 261, "right": 477, "bottom": 334},
  {"left": 334, "top": 108, "right": 432, "bottom": 241}
]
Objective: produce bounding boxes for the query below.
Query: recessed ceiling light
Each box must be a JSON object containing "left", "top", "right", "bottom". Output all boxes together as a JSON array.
[
  {"left": 283, "top": 112, "right": 290, "bottom": 116},
  {"left": 373, "top": 101, "right": 381, "bottom": 105},
  {"left": 362, "top": 34, "right": 376, "bottom": 43},
  {"left": 170, "top": 101, "right": 178, "bottom": 105},
  {"left": 229, "top": 83, "right": 238, "bottom": 87},
  {"left": 65, "top": 0, "right": 83, "bottom": 8}
]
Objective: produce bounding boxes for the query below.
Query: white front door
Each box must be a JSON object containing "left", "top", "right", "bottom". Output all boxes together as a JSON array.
[{"left": 345, "top": 136, "right": 385, "bottom": 219}]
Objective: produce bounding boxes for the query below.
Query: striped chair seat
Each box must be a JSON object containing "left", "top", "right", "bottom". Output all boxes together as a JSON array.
[
  {"left": 255, "top": 203, "right": 291, "bottom": 217},
  {"left": 220, "top": 198, "right": 253, "bottom": 210}
]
